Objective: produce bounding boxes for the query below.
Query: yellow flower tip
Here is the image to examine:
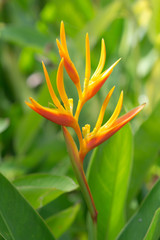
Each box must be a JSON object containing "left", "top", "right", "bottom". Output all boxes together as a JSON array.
[
  {"left": 103, "top": 58, "right": 121, "bottom": 77},
  {"left": 84, "top": 32, "right": 91, "bottom": 89},
  {"left": 57, "top": 58, "right": 71, "bottom": 112},
  {"left": 90, "top": 38, "right": 106, "bottom": 81},
  {"left": 85, "top": 57, "right": 121, "bottom": 102},
  {"left": 111, "top": 58, "right": 121, "bottom": 69},
  {"left": 92, "top": 86, "right": 115, "bottom": 134},
  {"left": 103, "top": 90, "right": 123, "bottom": 129},
  {"left": 82, "top": 124, "right": 91, "bottom": 139},
  {"left": 29, "top": 97, "right": 41, "bottom": 109},
  {"left": 86, "top": 102, "right": 145, "bottom": 152},
  {"left": 110, "top": 85, "right": 115, "bottom": 94},
  {"left": 25, "top": 100, "right": 33, "bottom": 108},
  {"left": 57, "top": 39, "right": 80, "bottom": 87},
  {"left": 42, "top": 60, "right": 64, "bottom": 111},
  {"left": 60, "top": 21, "right": 65, "bottom": 40},
  {"left": 56, "top": 38, "right": 63, "bottom": 54},
  {"left": 101, "top": 38, "right": 106, "bottom": 57},
  {"left": 57, "top": 23, "right": 82, "bottom": 96},
  {"left": 56, "top": 38, "right": 60, "bottom": 47},
  {"left": 60, "top": 20, "right": 64, "bottom": 28},
  {"left": 60, "top": 21, "right": 65, "bottom": 38},
  {"left": 29, "top": 96, "right": 33, "bottom": 102},
  {"left": 60, "top": 21, "right": 70, "bottom": 58}
]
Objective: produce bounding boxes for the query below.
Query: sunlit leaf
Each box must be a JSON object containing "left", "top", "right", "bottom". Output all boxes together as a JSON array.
[
  {"left": 87, "top": 124, "right": 133, "bottom": 240},
  {"left": 13, "top": 173, "right": 78, "bottom": 208}
]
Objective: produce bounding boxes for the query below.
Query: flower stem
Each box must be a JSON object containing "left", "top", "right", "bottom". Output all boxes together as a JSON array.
[
  {"left": 75, "top": 98, "right": 84, "bottom": 121},
  {"left": 93, "top": 220, "right": 97, "bottom": 240},
  {"left": 63, "top": 127, "right": 98, "bottom": 223}
]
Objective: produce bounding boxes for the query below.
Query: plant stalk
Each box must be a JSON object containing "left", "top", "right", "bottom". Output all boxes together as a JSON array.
[{"left": 63, "top": 127, "right": 98, "bottom": 224}]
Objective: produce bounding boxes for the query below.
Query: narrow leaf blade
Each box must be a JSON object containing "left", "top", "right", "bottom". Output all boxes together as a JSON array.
[
  {"left": 0, "top": 173, "right": 55, "bottom": 240},
  {"left": 117, "top": 180, "right": 160, "bottom": 240}
]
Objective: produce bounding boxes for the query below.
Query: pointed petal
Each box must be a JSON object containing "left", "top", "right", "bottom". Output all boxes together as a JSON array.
[
  {"left": 25, "top": 101, "right": 36, "bottom": 111},
  {"left": 86, "top": 104, "right": 145, "bottom": 151},
  {"left": 93, "top": 86, "right": 115, "bottom": 134},
  {"left": 104, "top": 90, "right": 123, "bottom": 129},
  {"left": 56, "top": 38, "right": 64, "bottom": 55},
  {"left": 84, "top": 33, "right": 91, "bottom": 86},
  {"left": 26, "top": 98, "right": 74, "bottom": 126},
  {"left": 113, "top": 103, "right": 146, "bottom": 127},
  {"left": 42, "top": 61, "right": 64, "bottom": 111},
  {"left": 85, "top": 59, "right": 121, "bottom": 102},
  {"left": 91, "top": 39, "right": 106, "bottom": 81},
  {"left": 60, "top": 21, "right": 69, "bottom": 58},
  {"left": 56, "top": 39, "right": 80, "bottom": 87},
  {"left": 56, "top": 58, "right": 70, "bottom": 111},
  {"left": 99, "top": 58, "right": 121, "bottom": 81}
]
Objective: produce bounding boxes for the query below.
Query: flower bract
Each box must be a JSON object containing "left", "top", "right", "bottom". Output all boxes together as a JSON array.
[{"left": 26, "top": 21, "right": 145, "bottom": 162}]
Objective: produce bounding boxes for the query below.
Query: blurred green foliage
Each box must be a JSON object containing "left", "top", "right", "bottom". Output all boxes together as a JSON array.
[{"left": 0, "top": 0, "right": 160, "bottom": 239}]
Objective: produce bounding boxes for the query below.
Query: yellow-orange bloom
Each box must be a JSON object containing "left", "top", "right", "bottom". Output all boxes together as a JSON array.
[
  {"left": 26, "top": 59, "right": 75, "bottom": 127},
  {"left": 26, "top": 21, "right": 145, "bottom": 163}
]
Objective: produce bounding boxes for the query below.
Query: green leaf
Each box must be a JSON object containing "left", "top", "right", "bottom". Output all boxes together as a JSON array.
[
  {"left": 87, "top": 124, "right": 133, "bottom": 240},
  {"left": 13, "top": 173, "right": 78, "bottom": 208},
  {"left": 0, "top": 118, "right": 10, "bottom": 134},
  {"left": 0, "top": 25, "right": 57, "bottom": 62},
  {"left": 75, "top": 1, "right": 123, "bottom": 51},
  {"left": 0, "top": 173, "right": 55, "bottom": 240},
  {"left": 46, "top": 204, "right": 80, "bottom": 238},
  {"left": 117, "top": 180, "right": 160, "bottom": 240},
  {"left": 128, "top": 101, "right": 160, "bottom": 201},
  {"left": 38, "top": 194, "right": 72, "bottom": 219},
  {"left": 14, "top": 84, "right": 49, "bottom": 154},
  {"left": 144, "top": 208, "right": 160, "bottom": 240}
]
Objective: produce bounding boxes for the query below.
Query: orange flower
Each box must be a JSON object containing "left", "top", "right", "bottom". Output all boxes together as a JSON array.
[
  {"left": 26, "top": 59, "right": 75, "bottom": 127},
  {"left": 26, "top": 21, "right": 145, "bottom": 162}
]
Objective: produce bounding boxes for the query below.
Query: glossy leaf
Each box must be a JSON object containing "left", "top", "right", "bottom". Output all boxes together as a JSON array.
[
  {"left": 87, "top": 124, "right": 133, "bottom": 240},
  {"left": 0, "top": 173, "right": 55, "bottom": 240},
  {"left": 117, "top": 180, "right": 160, "bottom": 240},
  {"left": 144, "top": 208, "right": 160, "bottom": 240},
  {"left": 46, "top": 204, "right": 80, "bottom": 238},
  {"left": 128, "top": 101, "right": 160, "bottom": 201},
  {"left": 13, "top": 173, "right": 78, "bottom": 208}
]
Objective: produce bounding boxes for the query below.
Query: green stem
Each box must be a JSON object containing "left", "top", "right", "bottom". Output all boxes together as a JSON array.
[
  {"left": 63, "top": 127, "right": 98, "bottom": 224},
  {"left": 93, "top": 220, "right": 97, "bottom": 240}
]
